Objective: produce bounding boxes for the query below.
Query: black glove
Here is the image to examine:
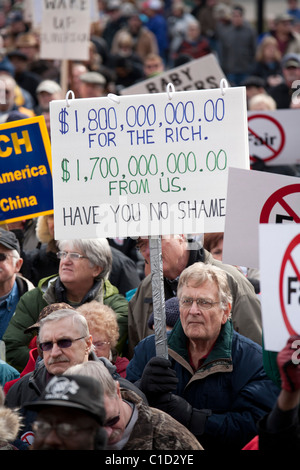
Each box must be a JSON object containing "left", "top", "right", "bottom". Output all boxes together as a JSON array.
[
  {"left": 152, "top": 392, "right": 212, "bottom": 436},
  {"left": 139, "top": 356, "right": 178, "bottom": 395}
]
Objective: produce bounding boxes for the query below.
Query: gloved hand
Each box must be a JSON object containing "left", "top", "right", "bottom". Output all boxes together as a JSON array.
[
  {"left": 277, "top": 335, "right": 300, "bottom": 392},
  {"left": 152, "top": 392, "right": 211, "bottom": 436},
  {"left": 139, "top": 356, "right": 178, "bottom": 395}
]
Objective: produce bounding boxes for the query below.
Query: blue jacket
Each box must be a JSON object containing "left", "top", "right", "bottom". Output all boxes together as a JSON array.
[{"left": 126, "top": 320, "right": 280, "bottom": 450}]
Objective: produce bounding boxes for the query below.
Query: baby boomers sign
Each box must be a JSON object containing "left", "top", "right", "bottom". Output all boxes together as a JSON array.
[{"left": 50, "top": 86, "right": 249, "bottom": 239}]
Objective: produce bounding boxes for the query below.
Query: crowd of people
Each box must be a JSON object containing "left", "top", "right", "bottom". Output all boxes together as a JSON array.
[{"left": 0, "top": 0, "right": 300, "bottom": 452}]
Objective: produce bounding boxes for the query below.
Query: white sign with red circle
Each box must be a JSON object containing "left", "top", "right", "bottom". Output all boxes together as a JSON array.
[
  {"left": 248, "top": 109, "right": 300, "bottom": 166},
  {"left": 222, "top": 168, "right": 300, "bottom": 269},
  {"left": 259, "top": 224, "right": 300, "bottom": 352}
]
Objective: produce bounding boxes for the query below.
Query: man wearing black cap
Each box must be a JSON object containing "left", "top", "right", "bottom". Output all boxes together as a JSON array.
[
  {"left": 0, "top": 228, "right": 33, "bottom": 340},
  {"left": 25, "top": 374, "right": 107, "bottom": 450},
  {"left": 269, "top": 52, "right": 300, "bottom": 108}
]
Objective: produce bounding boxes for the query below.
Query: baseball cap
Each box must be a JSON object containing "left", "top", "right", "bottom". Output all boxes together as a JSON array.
[
  {"left": 79, "top": 71, "right": 106, "bottom": 86},
  {"left": 24, "top": 302, "right": 76, "bottom": 334},
  {"left": 281, "top": 52, "right": 300, "bottom": 68},
  {"left": 15, "top": 33, "right": 39, "bottom": 48},
  {"left": 7, "top": 50, "right": 28, "bottom": 61},
  {"left": 107, "top": 0, "right": 121, "bottom": 10},
  {"left": 36, "top": 80, "right": 62, "bottom": 95},
  {"left": 24, "top": 375, "right": 106, "bottom": 425},
  {"left": 0, "top": 228, "right": 20, "bottom": 254},
  {"left": 274, "top": 13, "right": 293, "bottom": 23}
]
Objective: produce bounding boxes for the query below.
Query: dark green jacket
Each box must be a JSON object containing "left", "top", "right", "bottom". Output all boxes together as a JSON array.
[{"left": 3, "top": 274, "right": 128, "bottom": 372}]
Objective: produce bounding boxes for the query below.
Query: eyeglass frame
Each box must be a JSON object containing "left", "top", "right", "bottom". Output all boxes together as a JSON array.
[
  {"left": 39, "top": 336, "right": 86, "bottom": 352},
  {"left": 179, "top": 297, "right": 221, "bottom": 310},
  {"left": 56, "top": 251, "right": 88, "bottom": 260},
  {"left": 32, "top": 420, "right": 96, "bottom": 439}
]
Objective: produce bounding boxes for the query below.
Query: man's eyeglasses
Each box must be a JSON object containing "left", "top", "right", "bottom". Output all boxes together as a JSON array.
[
  {"left": 32, "top": 420, "right": 94, "bottom": 438},
  {"left": 104, "top": 413, "right": 120, "bottom": 428},
  {"left": 180, "top": 297, "right": 221, "bottom": 310},
  {"left": 0, "top": 252, "right": 14, "bottom": 262},
  {"left": 56, "top": 251, "right": 88, "bottom": 260},
  {"left": 136, "top": 242, "right": 148, "bottom": 253},
  {"left": 39, "top": 336, "right": 86, "bottom": 352}
]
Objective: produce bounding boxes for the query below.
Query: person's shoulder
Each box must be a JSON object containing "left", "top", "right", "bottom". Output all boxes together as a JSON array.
[
  {"left": 135, "top": 332, "right": 156, "bottom": 350},
  {"left": 150, "top": 407, "right": 204, "bottom": 450},
  {"left": 129, "top": 274, "right": 152, "bottom": 299},
  {"left": 232, "top": 329, "right": 263, "bottom": 356}
]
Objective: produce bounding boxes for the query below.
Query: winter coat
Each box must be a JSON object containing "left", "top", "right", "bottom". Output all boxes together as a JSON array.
[
  {"left": 119, "top": 389, "right": 203, "bottom": 450},
  {"left": 217, "top": 21, "right": 257, "bottom": 75},
  {"left": 126, "top": 320, "right": 280, "bottom": 450},
  {"left": 127, "top": 245, "right": 262, "bottom": 358},
  {"left": 0, "top": 360, "right": 19, "bottom": 388},
  {"left": 3, "top": 274, "right": 129, "bottom": 371},
  {"left": 0, "top": 274, "right": 34, "bottom": 341}
]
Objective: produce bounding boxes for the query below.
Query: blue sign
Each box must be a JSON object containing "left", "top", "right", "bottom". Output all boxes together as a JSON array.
[{"left": 0, "top": 116, "right": 53, "bottom": 223}]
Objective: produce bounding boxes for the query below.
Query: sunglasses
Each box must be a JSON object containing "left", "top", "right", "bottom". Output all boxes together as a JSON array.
[
  {"left": 0, "top": 252, "right": 14, "bottom": 262},
  {"left": 104, "top": 413, "right": 120, "bottom": 428},
  {"left": 39, "top": 336, "right": 86, "bottom": 352}
]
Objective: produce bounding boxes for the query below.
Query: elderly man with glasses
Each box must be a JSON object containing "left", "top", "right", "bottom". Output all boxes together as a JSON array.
[
  {"left": 126, "top": 262, "right": 280, "bottom": 450},
  {"left": 127, "top": 234, "right": 262, "bottom": 359},
  {"left": 3, "top": 238, "right": 129, "bottom": 372},
  {"left": 5, "top": 309, "right": 146, "bottom": 449}
]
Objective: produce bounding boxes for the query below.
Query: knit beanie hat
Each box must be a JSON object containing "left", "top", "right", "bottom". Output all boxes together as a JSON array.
[{"left": 147, "top": 296, "right": 180, "bottom": 329}]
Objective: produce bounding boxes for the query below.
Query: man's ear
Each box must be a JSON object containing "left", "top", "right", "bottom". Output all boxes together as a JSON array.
[
  {"left": 15, "top": 257, "right": 23, "bottom": 273},
  {"left": 222, "top": 303, "right": 231, "bottom": 325}
]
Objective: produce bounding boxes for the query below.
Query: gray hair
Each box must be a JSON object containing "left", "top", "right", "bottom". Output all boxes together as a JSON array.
[
  {"left": 57, "top": 238, "right": 112, "bottom": 280},
  {"left": 177, "top": 262, "right": 233, "bottom": 311},
  {"left": 38, "top": 309, "right": 89, "bottom": 342},
  {"left": 66, "top": 361, "right": 118, "bottom": 398},
  {"left": 10, "top": 249, "right": 20, "bottom": 267}
]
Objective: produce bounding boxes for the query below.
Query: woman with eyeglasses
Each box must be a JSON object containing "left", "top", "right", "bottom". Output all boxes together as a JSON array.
[
  {"left": 3, "top": 237, "right": 129, "bottom": 373},
  {"left": 77, "top": 300, "right": 129, "bottom": 378}
]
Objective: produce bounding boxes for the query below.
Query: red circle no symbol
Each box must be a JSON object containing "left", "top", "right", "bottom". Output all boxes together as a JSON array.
[
  {"left": 279, "top": 233, "right": 300, "bottom": 336},
  {"left": 260, "top": 184, "right": 300, "bottom": 223},
  {"left": 248, "top": 114, "right": 285, "bottom": 162}
]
